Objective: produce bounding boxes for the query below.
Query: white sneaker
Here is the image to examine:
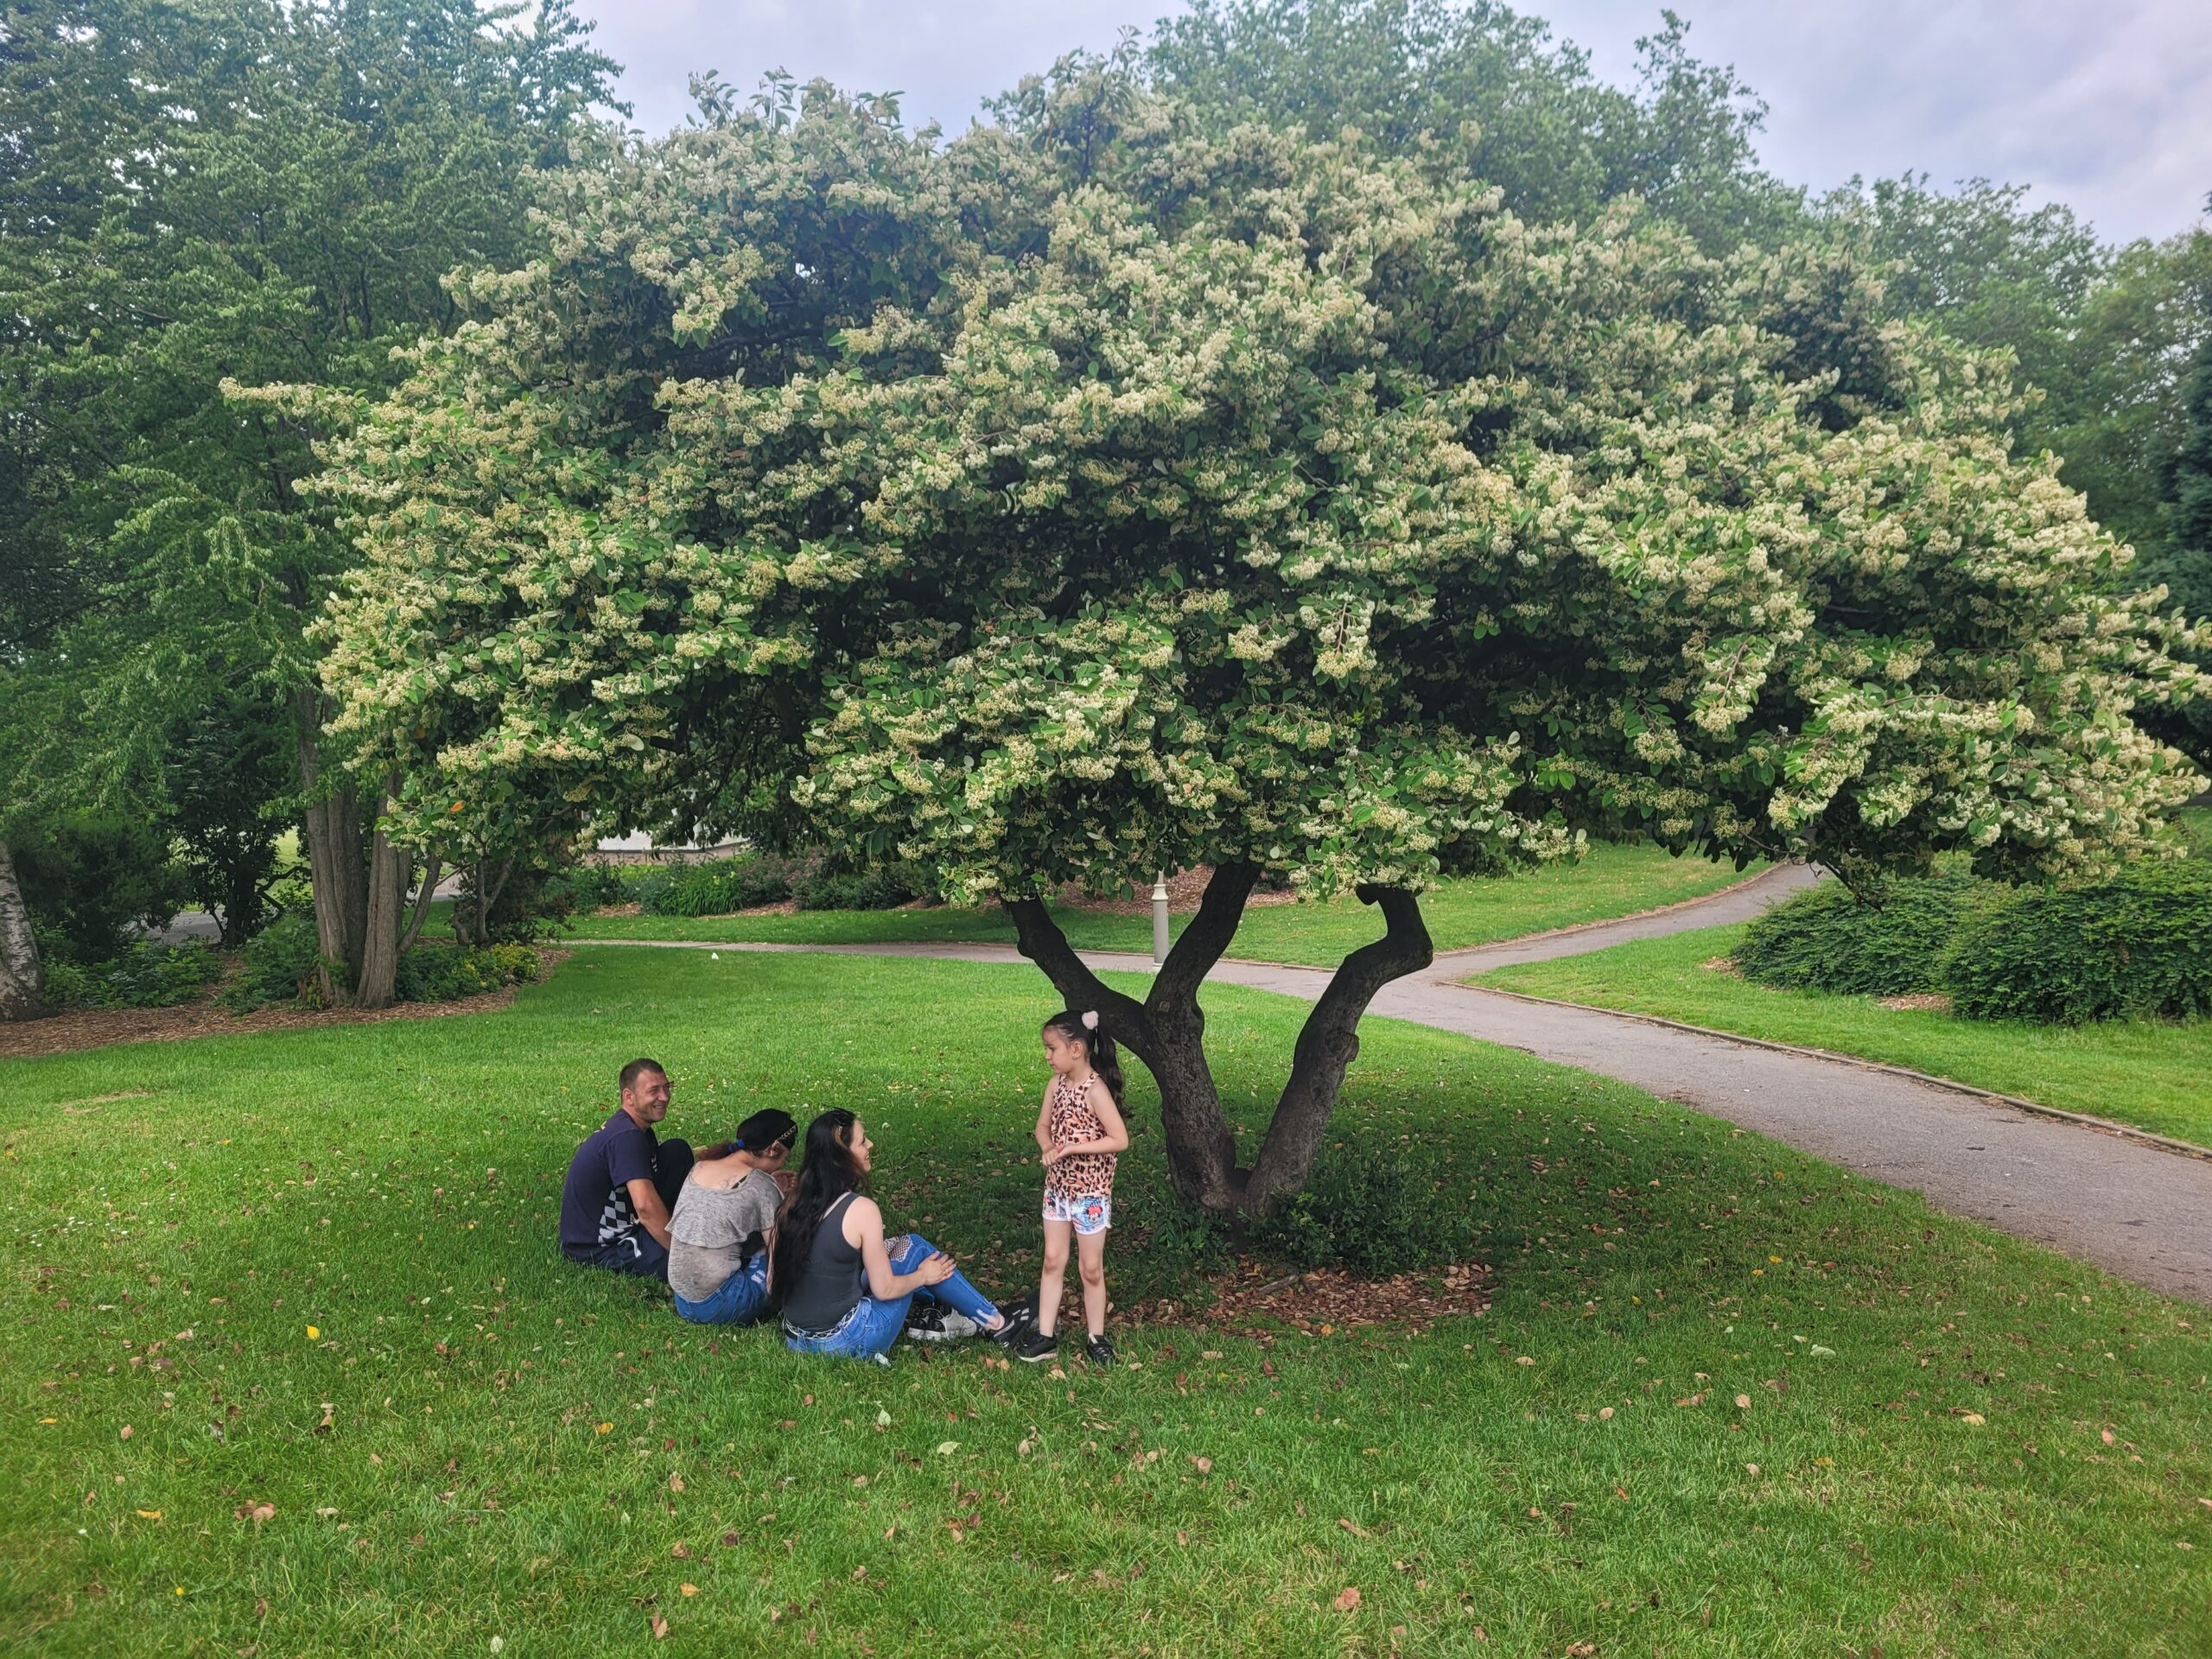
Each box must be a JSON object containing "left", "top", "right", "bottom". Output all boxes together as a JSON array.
[{"left": 906, "top": 1308, "right": 978, "bottom": 1343}]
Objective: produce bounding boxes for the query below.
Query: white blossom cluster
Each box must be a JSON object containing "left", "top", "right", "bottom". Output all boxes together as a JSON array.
[{"left": 300, "top": 86, "right": 2204, "bottom": 894}]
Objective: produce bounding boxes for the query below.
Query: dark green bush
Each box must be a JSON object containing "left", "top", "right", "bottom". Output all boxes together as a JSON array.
[
  {"left": 14, "top": 812, "right": 188, "bottom": 960},
  {"left": 396, "top": 942, "right": 541, "bottom": 1003},
  {"left": 645, "top": 853, "right": 810, "bottom": 916},
  {"left": 1947, "top": 863, "right": 2212, "bottom": 1023},
  {"left": 1732, "top": 874, "right": 2003, "bottom": 996},
  {"left": 795, "top": 861, "right": 933, "bottom": 911},
  {"left": 39, "top": 939, "right": 221, "bottom": 1009},
  {"left": 549, "top": 861, "right": 628, "bottom": 910},
  {"left": 220, "top": 913, "right": 329, "bottom": 1011},
  {"left": 1251, "top": 1147, "right": 1473, "bottom": 1277}
]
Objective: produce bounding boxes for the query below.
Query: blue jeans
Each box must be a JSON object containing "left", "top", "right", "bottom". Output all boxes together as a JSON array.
[
  {"left": 784, "top": 1233, "right": 1001, "bottom": 1362},
  {"left": 672, "top": 1251, "right": 771, "bottom": 1325}
]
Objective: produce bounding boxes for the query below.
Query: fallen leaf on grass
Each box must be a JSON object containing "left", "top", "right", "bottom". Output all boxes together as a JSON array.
[
  {"left": 594, "top": 1423, "right": 612, "bottom": 1435},
  {"left": 671, "top": 1542, "right": 691, "bottom": 1560},
  {"left": 679, "top": 1584, "right": 698, "bottom": 1597},
  {"left": 1734, "top": 1395, "right": 1751, "bottom": 1410},
  {"left": 2101, "top": 1428, "right": 2116, "bottom": 1446},
  {"left": 1338, "top": 1517, "right": 1369, "bottom": 1537},
  {"left": 1598, "top": 1407, "right": 1613, "bottom": 1421},
  {"left": 118, "top": 1426, "right": 132, "bottom": 1440},
  {"left": 1514, "top": 1356, "right": 1533, "bottom": 1366},
  {"left": 1808, "top": 1344, "right": 1836, "bottom": 1359},
  {"left": 936, "top": 1441, "right": 959, "bottom": 1457},
  {"left": 1333, "top": 1587, "right": 1363, "bottom": 1612},
  {"left": 1190, "top": 1456, "right": 1213, "bottom": 1474},
  {"left": 650, "top": 1612, "right": 669, "bottom": 1640},
  {"left": 1960, "top": 1413, "right": 1986, "bottom": 1427},
  {"left": 135, "top": 1510, "right": 162, "bottom": 1521},
  {"left": 668, "top": 1472, "right": 684, "bottom": 1493},
  {"left": 233, "top": 1502, "right": 275, "bottom": 1524}
]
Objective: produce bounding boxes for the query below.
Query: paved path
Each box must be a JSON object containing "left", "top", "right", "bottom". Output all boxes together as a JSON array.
[{"left": 594, "top": 869, "right": 2212, "bottom": 1306}]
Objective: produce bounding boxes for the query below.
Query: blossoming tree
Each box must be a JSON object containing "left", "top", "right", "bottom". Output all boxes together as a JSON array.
[{"left": 301, "top": 69, "right": 2202, "bottom": 1217}]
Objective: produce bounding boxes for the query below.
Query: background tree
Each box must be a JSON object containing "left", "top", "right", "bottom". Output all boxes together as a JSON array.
[
  {"left": 308, "top": 69, "right": 2203, "bottom": 1217},
  {"left": 0, "top": 0, "right": 619, "bottom": 1007},
  {"left": 1144, "top": 0, "right": 1803, "bottom": 250}
]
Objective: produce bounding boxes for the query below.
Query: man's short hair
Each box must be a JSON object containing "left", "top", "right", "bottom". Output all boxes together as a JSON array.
[{"left": 619, "top": 1057, "right": 667, "bottom": 1094}]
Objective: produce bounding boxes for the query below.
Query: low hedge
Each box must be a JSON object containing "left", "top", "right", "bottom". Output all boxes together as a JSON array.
[
  {"left": 641, "top": 851, "right": 934, "bottom": 916},
  {"left": 41, "top": 939, "right": 222, "bottom": 1010},
  {"left": 1947, "top": 862, "right": 2212, "bottom": 1024},
  {"left": 1732, "top": 873, "right": 1999, "bottom": 997},
  {"left": 1734, "top": 862, "right": 2212, "bottom": 1024},
  {"left": 221, "top": 915, "right": 540, "bottom": 1012}
]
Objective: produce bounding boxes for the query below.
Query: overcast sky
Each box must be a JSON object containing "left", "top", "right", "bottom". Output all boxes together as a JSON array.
[{"left": 569, "top": 0, "right": 2211, "bottom": 246}]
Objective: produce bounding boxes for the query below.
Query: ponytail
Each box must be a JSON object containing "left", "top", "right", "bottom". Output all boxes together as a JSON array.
[{"left": 1044, "top": 1008, "right": 1127, "bottom": 1115}]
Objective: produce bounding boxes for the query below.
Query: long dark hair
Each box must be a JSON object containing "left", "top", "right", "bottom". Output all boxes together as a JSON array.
[
  {"left": 769, "top": 1109, "right": 864, "bottom": 1308},
  {"left": 1043, "top": 1010, "right": 1127, "bottom": 1112}
]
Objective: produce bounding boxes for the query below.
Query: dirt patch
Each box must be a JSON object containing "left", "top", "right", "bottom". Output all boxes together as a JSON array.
[
  {"left": 0, "top": 951, "right": 564, "bottom": 1062},
  {"left": 592, "top": 901, "right": 644, "bottom": 918},
  {"left": 1700, "top": 956, "right": 1743, "bottom": 976},
  {"left": 1879, "top": 992, "right": 1953, "bottom": 1014},
  {"left": 1128, "top": 1258, "right": 1491, "bottom": 1338}
]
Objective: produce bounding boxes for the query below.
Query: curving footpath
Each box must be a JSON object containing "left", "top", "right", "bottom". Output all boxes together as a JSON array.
[{"left": 595, "top": 864, "right": 2212, "bottom": 1306}]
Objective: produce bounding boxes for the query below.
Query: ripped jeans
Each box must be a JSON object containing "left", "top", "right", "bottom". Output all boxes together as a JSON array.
[{"left": 783, "top": 1233, "right": 1001, "bottom": 1362}]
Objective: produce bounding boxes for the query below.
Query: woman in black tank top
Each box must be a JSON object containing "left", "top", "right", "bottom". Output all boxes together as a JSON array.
[{"left": 773, "top": 1110, "right": 1008, "bottom": 1363}]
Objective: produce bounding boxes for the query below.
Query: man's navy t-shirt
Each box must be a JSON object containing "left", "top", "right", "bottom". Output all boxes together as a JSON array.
[{"left": 560, "top": 1109, "right": 658, "bottom": 1258}]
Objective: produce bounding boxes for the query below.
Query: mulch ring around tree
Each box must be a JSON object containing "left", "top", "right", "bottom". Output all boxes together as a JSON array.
[
  {"left": 0, "top": 950, "right": 567, "bottom": 1062},
  {"left": 1127, "top": 1257, "right": 1491, "bottom": 1339}
]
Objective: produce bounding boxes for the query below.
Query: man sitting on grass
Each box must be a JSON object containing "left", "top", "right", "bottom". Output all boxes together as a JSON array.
[{"left": 559, "top": 1057, "right": 732, "bottom": 1281}]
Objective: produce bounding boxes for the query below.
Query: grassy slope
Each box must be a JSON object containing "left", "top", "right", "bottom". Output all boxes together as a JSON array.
[
  {"left": 557, "top": 842, "right": 1764, "bottom": 967},
  {"left": 3, "top": 948, "right": 2207, "bottom": 1656},
  {"left": 1475, "top": 922, "right": 2212, "bottom": 1149}
]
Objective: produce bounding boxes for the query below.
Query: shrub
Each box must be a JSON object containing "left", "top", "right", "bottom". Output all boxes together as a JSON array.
[
  {"left": 548, "top": 861, "right": 628, "bottom": 910},
  {"left": 1251, "top": 1147, "right": 1474, "bottom": 1277},
  {"left": 1732, "top": 874, "right": 2003, "bottom": 996},
  {"left": 794, "top": 861, "right": 933, "bottom": 911},
  {"left": 220, "top": 913, "right": 329, "bottom": 1012},
  {"left": 644, "top": 852, "right": 812, "bottom": 916},
  {"left": 396, "top": 942, "right": 540, "bottom": 1003},
  {"left": 47, "top": 940, "right": 224, "bottom": 1008},
  {"left": 14, "top": 812, "right": 188, "bottom": 960},
  {"left": 1947, "top": 863, "right": 2212, "bottom": 1024}
]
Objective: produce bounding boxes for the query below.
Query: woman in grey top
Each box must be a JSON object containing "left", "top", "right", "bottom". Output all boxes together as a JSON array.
[{"left": 668, "top": 1109, "right": 796, "bottom": 1325}]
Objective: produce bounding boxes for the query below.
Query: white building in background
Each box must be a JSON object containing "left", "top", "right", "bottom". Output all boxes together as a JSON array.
[{"left": 591, "top": 832, "right": 745, "bottom": 861}]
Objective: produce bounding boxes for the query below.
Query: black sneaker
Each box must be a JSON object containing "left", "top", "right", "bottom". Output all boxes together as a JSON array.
[
  {"left": 1083, "top": 1333, "right": 1117, "bottom": 1369},
  {"left": 1012, "top": 1326, "right": 1058, "bottom": 1364},
  {"left": 903, "top": 1305, "right": 947, "bottom": 1342},
  {"left": 990, "top": 1294, "right": 1037, "bottom": 1344}
]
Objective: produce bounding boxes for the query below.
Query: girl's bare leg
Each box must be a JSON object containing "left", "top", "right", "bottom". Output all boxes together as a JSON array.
[
  {"left": 1076, "top": 1229, "right": 1109, "bottom": 1339},
  {"left": 1036, "top": 1219, "right": 1073, "bottom": 1337}
]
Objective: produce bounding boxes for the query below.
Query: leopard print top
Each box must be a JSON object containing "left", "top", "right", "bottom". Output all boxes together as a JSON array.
[{"left": 1044, "top": 1071, "right": 1116, "bottom": 1200}]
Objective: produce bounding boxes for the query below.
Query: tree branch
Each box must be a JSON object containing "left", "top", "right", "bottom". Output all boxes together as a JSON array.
[
  {"left": 1243, "top": 885, "right": 1434, "bottom": 1213},
  {"left": 1001, "top": 893, "right": 1155, "bottom": 1053},
  {"left": 399, "top": 853, "right": 444, "bottom": 954},
  {"left": 1148, "top": 861, "right": 1258, "bottom": 1014}
]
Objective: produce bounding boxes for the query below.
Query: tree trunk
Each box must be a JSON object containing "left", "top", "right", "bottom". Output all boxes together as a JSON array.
[
  {"left": 353, "top": 790, "right": 409, "bottom": 1012},
  {"left": 1242, "top": 885, "right": 1433, "bottom": 1215},
  {"left": 1006, "top": 867, "right": 1433, "bottom": 1223},
  {"left": 399, "top": 854, "right": 443, "bottom": 955},
  {"left": 1005, "top": 863, "right": 1262, "bottom": 1217},
  {"left": 293, "top": 688, "right": 366, "bottom": 1005},
  {"left": 0, "top": 841, "right": 52, "bottom": 1021}
]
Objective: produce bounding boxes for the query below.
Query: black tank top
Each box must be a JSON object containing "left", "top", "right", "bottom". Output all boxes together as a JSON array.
[{"left": 781, "top": 1192, "right": 865, "bottom": 1332}]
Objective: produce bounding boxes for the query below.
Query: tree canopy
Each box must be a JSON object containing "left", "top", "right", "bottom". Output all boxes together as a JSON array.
[{"left": 302, "top": 66, "right": 2203, "bottom": 1209}]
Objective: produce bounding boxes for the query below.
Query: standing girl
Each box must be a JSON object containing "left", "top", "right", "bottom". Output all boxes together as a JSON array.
[{"left": 1011, "top": 1009, "right": 1129, "bottom": 1368}]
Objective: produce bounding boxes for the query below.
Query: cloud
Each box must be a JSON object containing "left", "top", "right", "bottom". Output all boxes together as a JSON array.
[{"left": 572, "top": 0, "right": 2211, "bottom": 244}]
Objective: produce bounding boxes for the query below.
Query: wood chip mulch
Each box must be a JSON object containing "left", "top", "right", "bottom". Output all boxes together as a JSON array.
[
  {"left": 1128, "top": 1258, "right": 1491, "bottom": 1339},
  {"left": 0, "top": 950, "right": 565, "bottom": 1062}
]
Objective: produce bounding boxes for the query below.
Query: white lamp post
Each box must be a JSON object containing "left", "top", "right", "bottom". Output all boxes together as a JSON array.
[{"left": 1151, "top": 870, "right": 1171, "bottom": 965}]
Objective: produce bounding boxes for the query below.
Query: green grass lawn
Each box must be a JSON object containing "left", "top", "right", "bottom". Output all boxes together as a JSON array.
[
  {"left": 1475, "top": 923, "right": 2212, "bottom": 1151},
  {"left": 5, "top": 948, "right": 2209, "bottom": 1656},
  {"left": 555, "top": 841, "right": 1764, "bottom": 967}
]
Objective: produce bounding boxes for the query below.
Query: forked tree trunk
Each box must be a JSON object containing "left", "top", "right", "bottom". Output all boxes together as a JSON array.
[
  {"left": 1004, "top": 866, "right": 1433, "bottom": 1221},
  {"left": 354, "top": 811, "right": 409, "bottom": 1012},
  {"left": 294, "top": 689, "right": 366, "bottom": 1005},
  {"left": 0, "top": 841, "right": 51, "bottom": 1022}
]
